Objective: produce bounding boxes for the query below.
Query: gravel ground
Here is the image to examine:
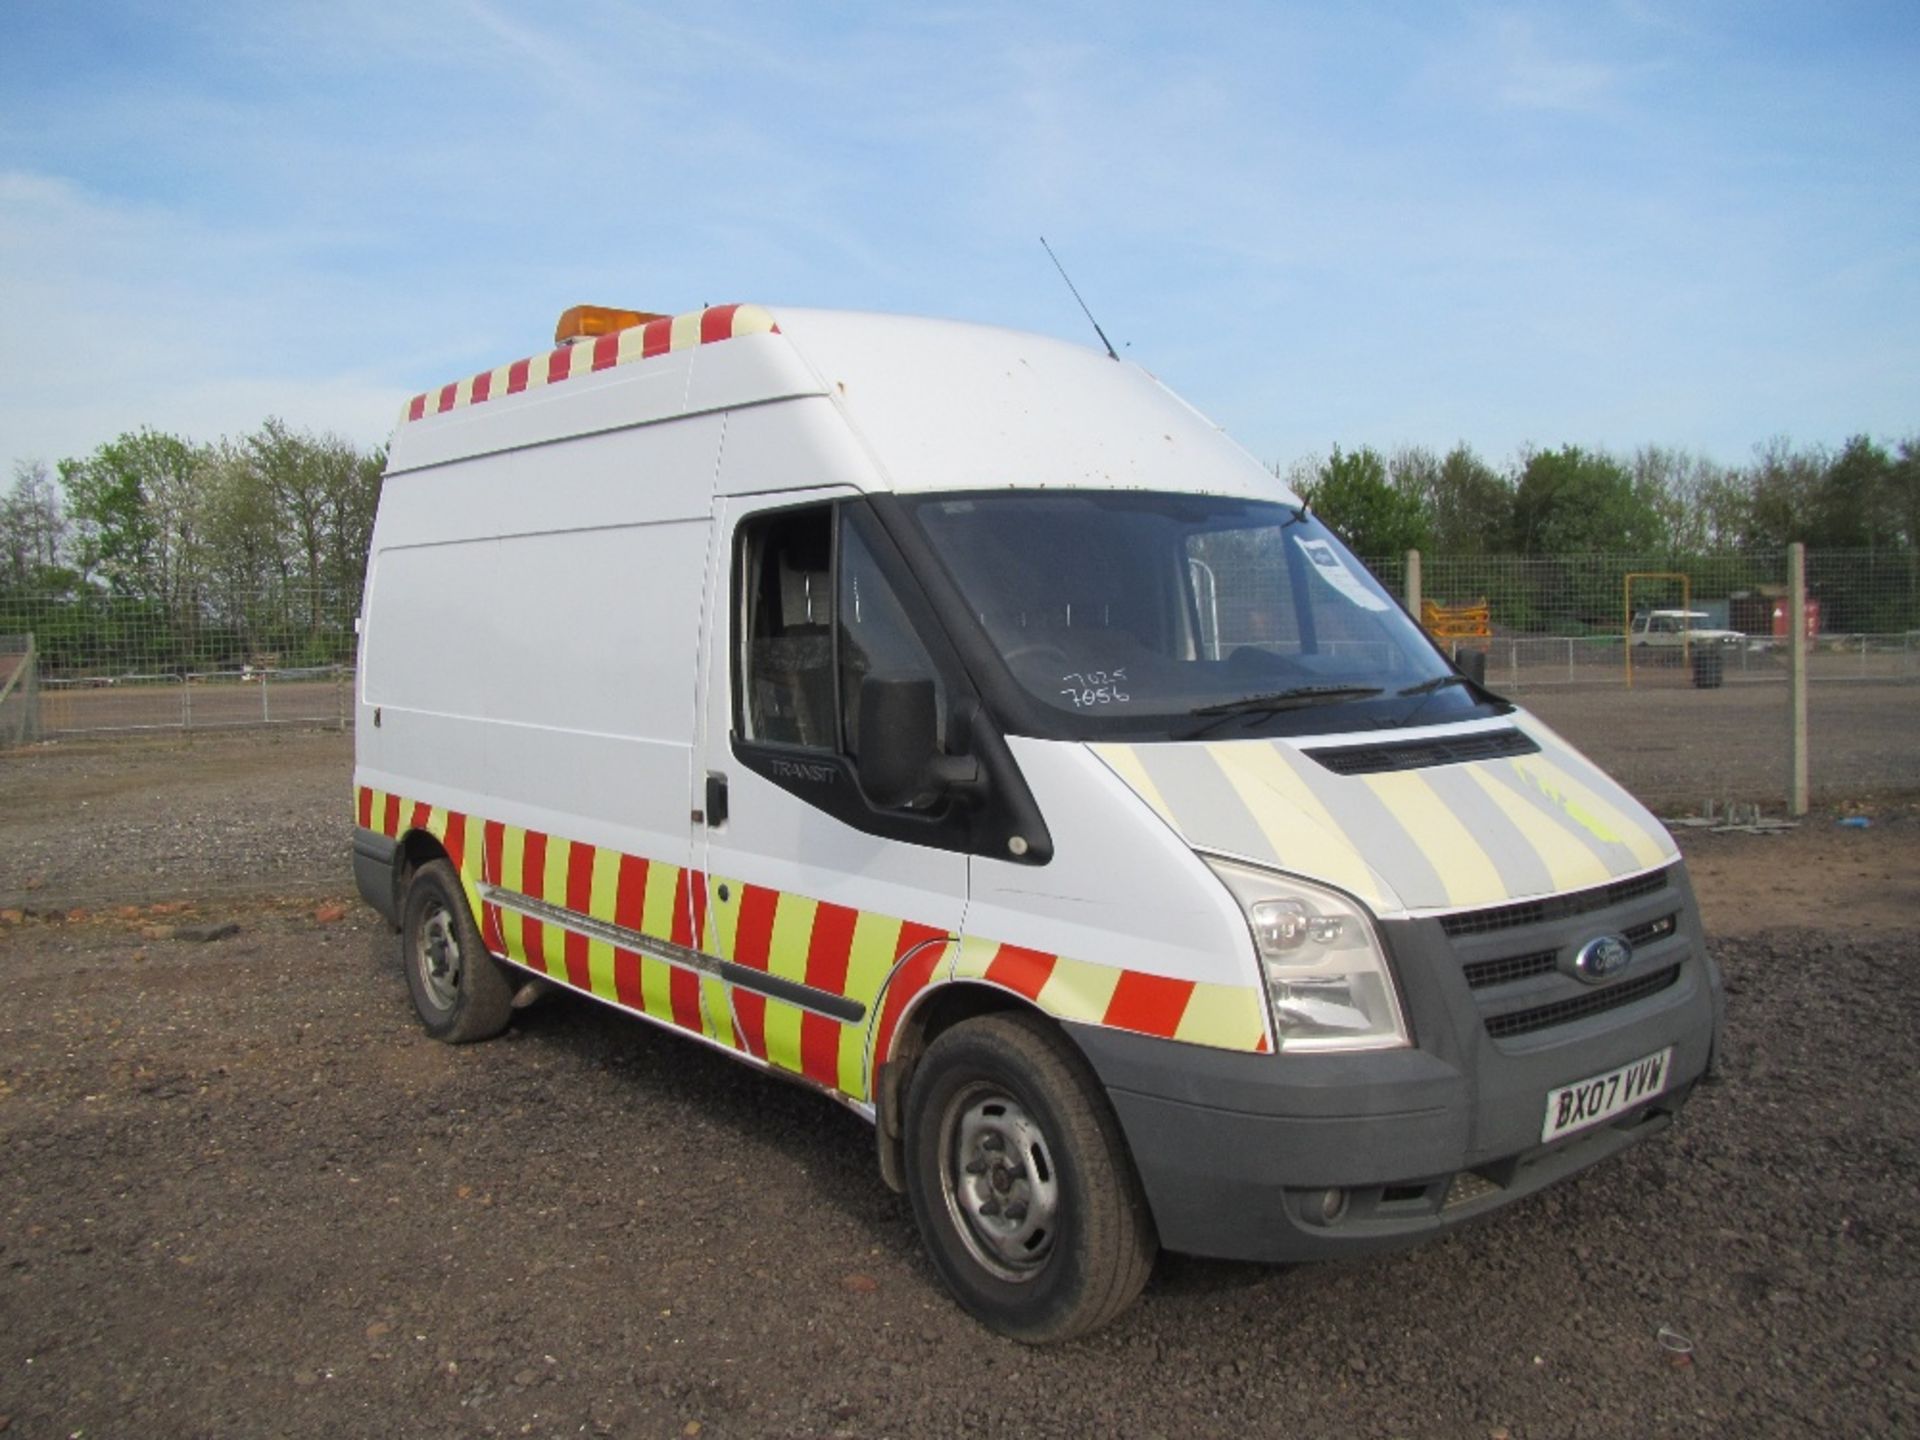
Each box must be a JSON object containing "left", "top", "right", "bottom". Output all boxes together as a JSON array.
[{"left": 2, "top": 731, "right": 1918, "bottom": 1438}]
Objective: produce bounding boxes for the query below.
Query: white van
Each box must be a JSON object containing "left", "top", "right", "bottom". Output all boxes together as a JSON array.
[{"left": 354, "top": 303, "right": 1723, "bottom": 1340}]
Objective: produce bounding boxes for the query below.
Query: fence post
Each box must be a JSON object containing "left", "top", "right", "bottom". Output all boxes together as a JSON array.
[
  {"left": 1788, "top": 542, "right": 1809, "bottom": 816},
  {"left": 1404, "top": 549, "right": 1422, "bottom": 617}
]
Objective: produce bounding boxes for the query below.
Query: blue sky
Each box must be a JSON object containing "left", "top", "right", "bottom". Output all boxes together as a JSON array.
[{"left": 2, "top": 1, "right": 1916, "bottom": 482}]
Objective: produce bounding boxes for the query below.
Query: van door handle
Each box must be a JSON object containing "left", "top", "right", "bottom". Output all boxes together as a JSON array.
[{"left": 704, "top": 772, "right": 729, "bottom": 828}]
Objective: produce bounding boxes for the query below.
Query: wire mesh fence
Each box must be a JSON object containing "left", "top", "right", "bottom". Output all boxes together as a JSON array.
[
  {"left": 3, "top": 548, "right": 1916, "bottom": 808},
  {"left": 0, "top": 589, "right": 356, "bottom": 739},
  {"left": 1371, "top": 547, "right": 1920, "bottom": 810}
]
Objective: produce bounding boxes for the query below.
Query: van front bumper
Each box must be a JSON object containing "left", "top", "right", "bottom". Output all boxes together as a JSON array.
[{"left": 1066, "top": 868, "right": 1723, "bottom": 1264}]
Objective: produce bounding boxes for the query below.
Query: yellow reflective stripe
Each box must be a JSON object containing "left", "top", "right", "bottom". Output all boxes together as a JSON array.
[
  {"left": 766, "top": 892, "right": 819, "bottom": 984},
  {"left": 1205, "top": 743, "right": 1392, "bottom": 910},
  {"left": 840, "top": 914, "right": 907, "bottom": 1096},
  {"left": 951, "top": 932, "right": 1000, "bottom": 981},
  {"left": 1463, "top": 767, "right": 1615, "bottom": 893},
  {"left": 587, "top": 844, "right": 621, "bottom": 924},
  {"left": 730, "top": 304, "right": 778, "bottom": 338},
  {"left": 639, "top": 859, "right": 678, "bottom": 941},
  {"left": 762, "top": 1000, "right": 804, "bottom": 1073},
  {"left": 706, "top": 874, "right": 743, "bottom": 961},
  {"left": 543, "top": 838, "right": 570, "bottom": 915},
  {"left": 1360, "top": 771, "right": 1507, "bottom": 909},
  {"left": 699, "top": 975, "right": 733, "bottom": 1047},
  {"left": 1512, "top": 756, "right": 1668, "bottom": 870},
  {"left": 1035, "top": 955, "right": 1122, "bottom": 1025},
  {"left": 1173, "top": 981, "right": 1268, "bottom": 1050},
  {"left": 639, "top": 954, "right": 674, "bottom": 1024},
  {"left": 586, "top": 937, "right": 618, "bottom": 1002},
  {"left": 499, "top": 826, "right": 527, "bottom": 893},
  {"left": 1092, "top": 744, "right": 1180, "bottom": 829},
  {"left": 670, "top": 311, "right": 704, "bottom": 350}
]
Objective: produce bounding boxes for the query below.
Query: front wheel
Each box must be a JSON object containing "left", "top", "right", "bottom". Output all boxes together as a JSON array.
[
  {"left": 903, "top": 1012, "right": 1157, "bottom": 1342},
  {"left": 402, "top": 858, "right": 513, "bottom": 1043}
]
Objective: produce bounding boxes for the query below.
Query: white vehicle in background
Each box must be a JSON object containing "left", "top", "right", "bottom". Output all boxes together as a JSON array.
[{"left": 1631, "top": 610, "right": 1746, "bottom": 648}]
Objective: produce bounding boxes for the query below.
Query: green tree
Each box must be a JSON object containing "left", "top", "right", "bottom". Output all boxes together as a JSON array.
[
  {"left": 1304, "top": 445, "right": 1428, "bottom": 557},
  {"left": 1509, "top": 445, "right": 1666, "bottom": 554},
  {"left": 1410, "top": 443, "right": 1513, "bottom": 555},
  {"left": 0, "top": 460, "right": 71, "bottom": 591}
]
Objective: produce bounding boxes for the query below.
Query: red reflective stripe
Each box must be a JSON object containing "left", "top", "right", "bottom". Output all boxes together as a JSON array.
[
  {"left": 382, "top": 793, "right": 400, "bottom": 837},
  {"left": 545, "top": 346, "right": 570, "bottom": 385},
  {"left": 506, "top": 358, "right": 531, "bottom": 394},
  {"left": 613, "top": 947, "right": 643, "bottom": 1009},
  {"left": 690, "top": 871, "right": 709, "bottom": 951},
  {"left": 407, "top": 394, "right": 427, "bottom": 422},
  {"left": 614, "top": 853, "right": 648, "bottom": 932},
  {"left": 641, "top": 316, "right": 673, "bottom": 357},
  {"left": 592, "top": 332, "right": 619, "bottom": 371},
  {"left": 801, "top": 1013, "right": 840, "bottom": 1087},
  {"left": 983, "top": 944, "right": 1056, "bottom": 1001},
  {"left": 356, "top": 786, "right": 372, "bottom": 829},
  {"left": 521, "top": 831, "right": 548, "bottom": 899},
  {"left": 437, "top": 383, "right": 458, "bottom": 413},
  {"left": 522, "top": 914, "right": 548, "bottom": 974},
  {"left": 1102, "top": 971, "right": 1195, "bottom": 1039},
  {"left": 803, "top": 903, "right": 858, "bottom": 997},
  {"left": 731, "top": 886, "right": 778, "bottom": 970},
  {"left": 669, "top": 868, "right": 694, "bottom": 948},
  {"left": 873, "top": 925, "right": 948, "bottom": 1066},
  {"left": 408, "top": 800, "right": 430, "bottom": 834},
  {"left": 563, "top": 843, "right": 595, "bottom": 990},
  {"left": 443, "top": 811, "right": 466, "bottom": 871},
  {"left": 470, "top": 369, "right": 492, "bottom": 404},
  {"left": 734, "top": 990, "right": 767, "bottom": 1059},
  {"left": 700, "top": 304, "right": 739, "bottom": 344},
  {"left": 668, "top": 964, "right": 702, "bottom": 1033}
]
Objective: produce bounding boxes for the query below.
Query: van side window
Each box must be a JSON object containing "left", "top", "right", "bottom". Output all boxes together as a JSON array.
[
  {"left": 838, "top": 510, "right": 945, "bottom": 762},
  {"left": 736, "top": 504, "right": 947, "bottom": 781},
  {"left": 740, "top": 507, "right": 837, "bottom": 748}
]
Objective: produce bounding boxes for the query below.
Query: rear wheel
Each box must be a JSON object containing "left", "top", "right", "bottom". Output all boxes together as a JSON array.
[
  {"left": 402, "top": 859, "right": 512, "bottom": 1043},
  {"left": 903, "top": 1012, "right": 1157, "bottom": 1342}
]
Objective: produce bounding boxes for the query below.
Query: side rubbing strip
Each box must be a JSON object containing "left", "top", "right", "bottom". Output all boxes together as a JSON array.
[{"left": 482, "top": 885, "right": 865, "bottom": 1025}]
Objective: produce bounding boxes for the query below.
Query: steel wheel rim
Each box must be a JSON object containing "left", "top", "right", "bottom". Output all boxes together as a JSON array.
[
  {"left": 415, "top": 902, "right": 463, "bottom": 1012},
  {"left": 937, "top": 1081, "right": 1060, "bottom": 1283}
]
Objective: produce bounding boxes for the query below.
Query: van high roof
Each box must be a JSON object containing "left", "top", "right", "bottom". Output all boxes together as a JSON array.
[{"left": 389, "top": 302, "right": 1289, "bottom": 503}]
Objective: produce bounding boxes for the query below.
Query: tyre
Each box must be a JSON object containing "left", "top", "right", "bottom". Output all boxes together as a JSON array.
[
  {"left": 903, "top": 1012, "right": 1157, "bottom": 1342},
  {"left": 402, "top": 858, "right": 513, "bottom": 1043}
]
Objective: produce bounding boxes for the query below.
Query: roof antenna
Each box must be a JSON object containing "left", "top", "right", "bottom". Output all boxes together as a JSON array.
[{"left": 1040, "top": 236, "right": 1119, "bottom": 361}]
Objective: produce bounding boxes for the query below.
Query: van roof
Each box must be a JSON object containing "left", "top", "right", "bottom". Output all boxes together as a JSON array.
[{"left": 391, "top": 303, "right": 1291, "bottom": 503}]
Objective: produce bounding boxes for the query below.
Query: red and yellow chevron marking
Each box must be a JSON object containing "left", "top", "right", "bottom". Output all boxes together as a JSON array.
[
  {"left": 401, "top": 303, "right": 779, "bottom": 425},
  {"left": 357, "top": 785, "right": 1271, "bottom": 1100}
]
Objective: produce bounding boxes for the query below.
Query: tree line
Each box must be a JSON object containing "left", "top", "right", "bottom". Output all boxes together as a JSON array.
[
  {"left": 1287, "top": 435, "right": 1920, "bottom": 636},
  {"left": 1286, "top": 435, "right": 1920, "bottom": 559},
  {"left": 4, "top": 422, "right": 1917, "bottom": 676},
  {"left": 0, "top": 422, "right": 383, "bottom": 675}
]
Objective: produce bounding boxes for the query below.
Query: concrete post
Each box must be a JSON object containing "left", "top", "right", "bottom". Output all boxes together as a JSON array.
[
  {"left": 1788, "top": 542, "right": 1809, "bottom": 816},
  {"left": 1405, "top": 549, "right": 1422, "bottom": 617}
]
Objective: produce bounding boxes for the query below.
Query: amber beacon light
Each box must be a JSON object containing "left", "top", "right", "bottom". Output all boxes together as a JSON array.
[{"left": 554, "top": 304, "right": 666, "bottom": 344}]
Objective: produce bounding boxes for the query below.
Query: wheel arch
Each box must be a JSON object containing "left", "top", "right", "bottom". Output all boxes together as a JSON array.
[{"left": 872, "top": 978, "right": 1100, "bottom": 1194}]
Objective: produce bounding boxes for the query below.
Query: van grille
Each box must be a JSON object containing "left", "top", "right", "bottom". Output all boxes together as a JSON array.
[
  {"left": 1484, "top": 965, "right": 1681, "bottom": 1039},
  {"left": 1441, "top": 869, "right": 1670, "bottom": 939},
  {"left": 1309, "top": 728, "right": 1539, "bottom": 777},
  {"left": 1462, "top": 949, "right": 1558, "bottom": 989}
]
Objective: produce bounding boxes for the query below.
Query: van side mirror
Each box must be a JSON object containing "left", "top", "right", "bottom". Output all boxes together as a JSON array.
[{"left": 857, "top": 677, "right": 980, "bottom": 809}]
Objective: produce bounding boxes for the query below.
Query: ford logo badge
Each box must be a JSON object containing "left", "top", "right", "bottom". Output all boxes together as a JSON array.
[{"left": 1574, "top": 934, "right": 1633, "bottom": 984}]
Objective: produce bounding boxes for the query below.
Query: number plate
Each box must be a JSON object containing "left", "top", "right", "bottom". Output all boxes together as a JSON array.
[{"left": 1541, "top": 1047, "right": 1672, "bottom": 1143}]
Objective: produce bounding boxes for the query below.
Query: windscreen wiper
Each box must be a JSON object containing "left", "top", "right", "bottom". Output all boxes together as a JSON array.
[
  {"left": 1397, "top": 673, "right": 1473, "bottom": 698},
  {"left": 1181, "top": 685, "right": 1383, "bottom": 739}
]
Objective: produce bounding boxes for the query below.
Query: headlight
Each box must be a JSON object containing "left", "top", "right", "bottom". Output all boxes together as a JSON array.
[{"left": 1204, "top": 857, "right": 1410, "bottom": 1053}]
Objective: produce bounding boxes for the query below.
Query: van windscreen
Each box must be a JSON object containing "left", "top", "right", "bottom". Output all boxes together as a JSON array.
[{"left": 905, "top": 491, "right": 1504, "bottom": 740}]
